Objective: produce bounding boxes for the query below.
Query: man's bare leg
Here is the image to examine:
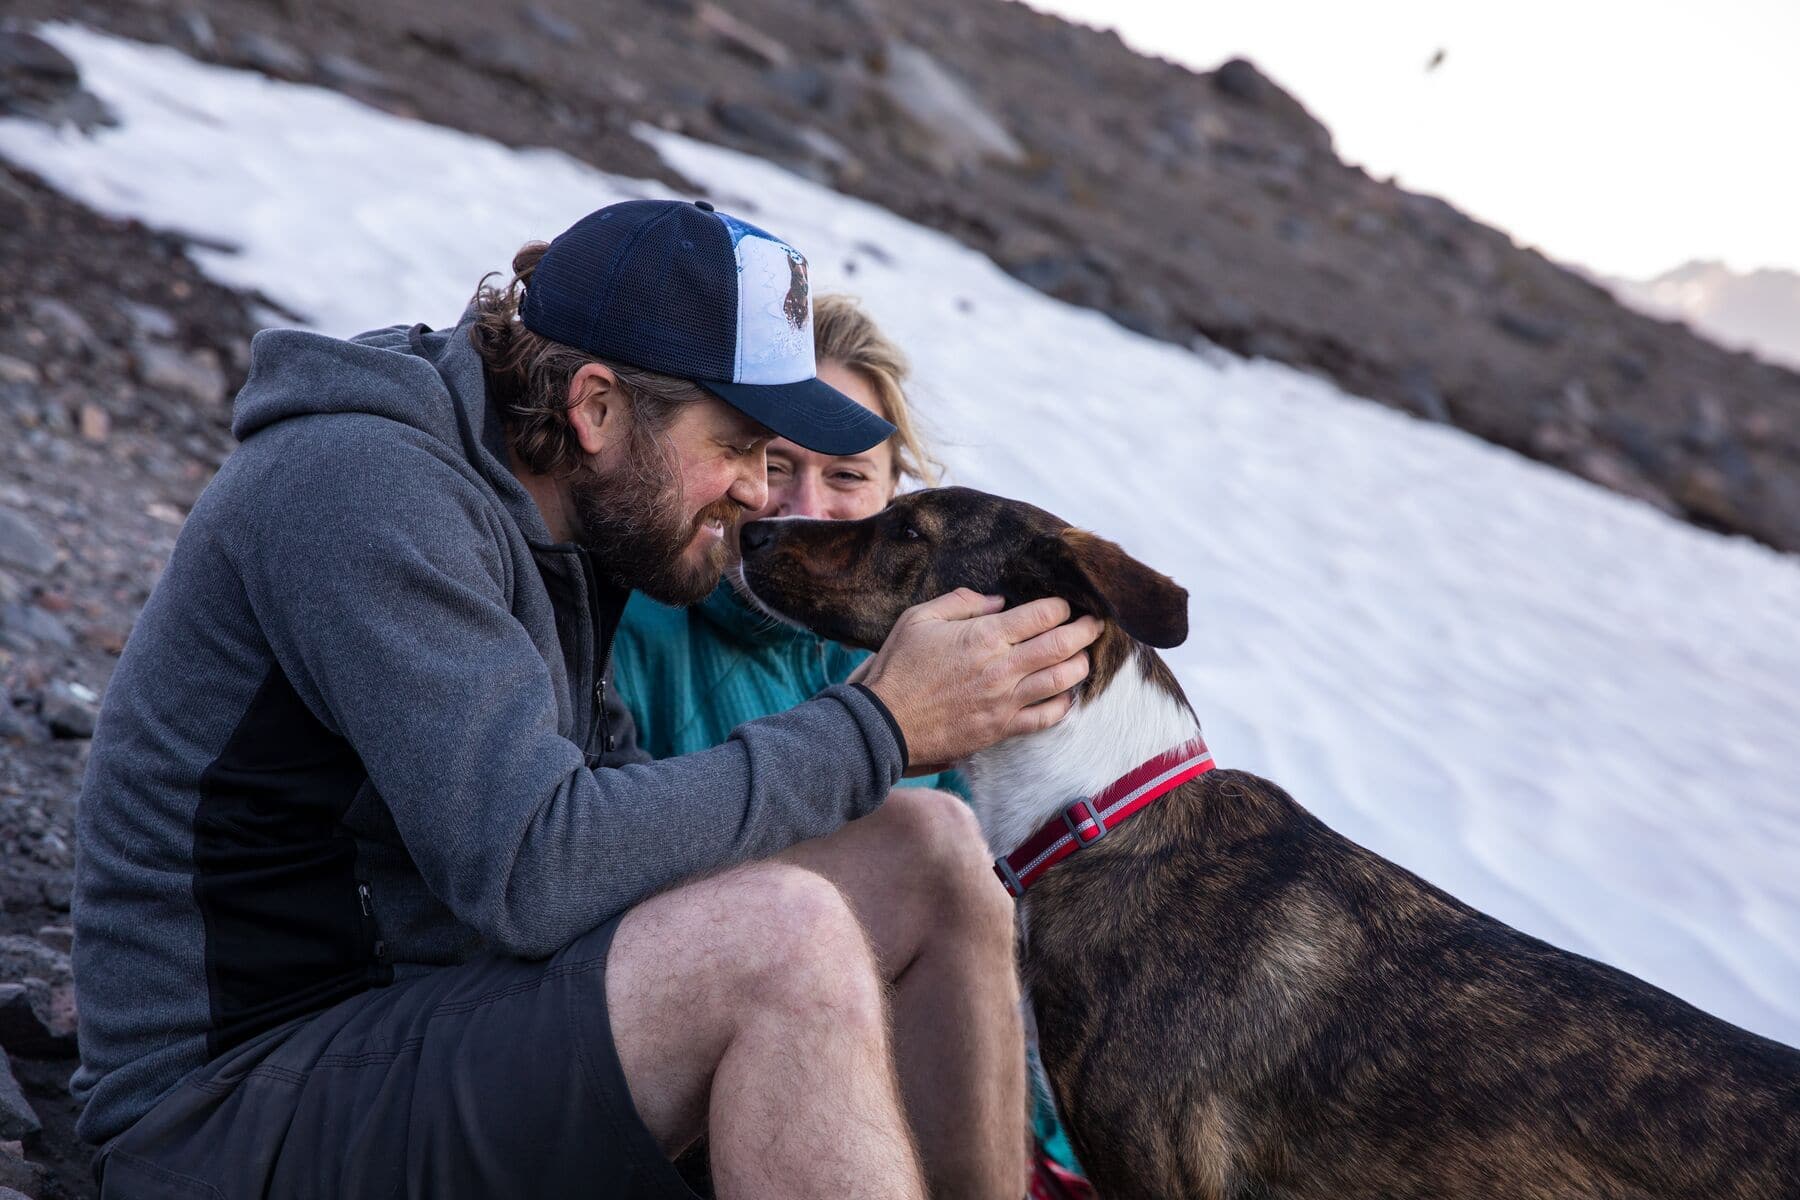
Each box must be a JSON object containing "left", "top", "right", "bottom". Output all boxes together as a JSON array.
[
  {"left": 606, "top": 862, "right": 926, "bottom": 1200},
  {"left": 780, "top": 788, "right": 1027, "bottom": 1200}
]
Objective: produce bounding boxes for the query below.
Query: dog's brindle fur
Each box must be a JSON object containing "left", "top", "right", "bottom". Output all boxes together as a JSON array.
[{"left": 738, "top": 486, "right": 1800, "bottom": 1200}]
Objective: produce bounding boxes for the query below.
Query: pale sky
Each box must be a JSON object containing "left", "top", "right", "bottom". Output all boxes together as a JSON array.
[{"left": 1022, "top": 0, "right": 1800, "bottom": 280}]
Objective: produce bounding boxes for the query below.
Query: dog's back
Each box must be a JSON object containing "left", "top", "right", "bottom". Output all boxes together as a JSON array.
[{"left": 1026, "top": 768, "right": 1800, "bottom": 1200}]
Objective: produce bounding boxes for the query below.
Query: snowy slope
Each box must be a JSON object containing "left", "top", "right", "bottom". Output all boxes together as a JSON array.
[{"left": 5, "top": 25, "right": 1799, "bottom": 1047}]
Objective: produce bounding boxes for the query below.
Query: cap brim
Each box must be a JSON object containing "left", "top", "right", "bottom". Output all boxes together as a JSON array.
[{"left": 702, "top": 376, "right": 895, "bottom": 456}]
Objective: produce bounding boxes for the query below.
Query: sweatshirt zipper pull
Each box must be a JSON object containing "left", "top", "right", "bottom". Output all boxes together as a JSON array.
[{"left": 595, "top": 677, "right": 616, "bottom": 753}]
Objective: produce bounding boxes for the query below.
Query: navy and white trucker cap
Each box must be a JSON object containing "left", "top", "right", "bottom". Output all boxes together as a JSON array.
[{"left": 519, "top": 199, "right": 894, "bottom": 455}]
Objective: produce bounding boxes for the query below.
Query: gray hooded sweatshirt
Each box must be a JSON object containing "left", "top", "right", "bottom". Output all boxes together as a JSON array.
[{"left": 70, "top": 315, "right": 905, "bottom": 1146}]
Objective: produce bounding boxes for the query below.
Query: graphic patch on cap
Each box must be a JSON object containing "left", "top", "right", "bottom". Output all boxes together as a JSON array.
[{"left": 715, "top": 213, "right": 816, "bottom": 386}]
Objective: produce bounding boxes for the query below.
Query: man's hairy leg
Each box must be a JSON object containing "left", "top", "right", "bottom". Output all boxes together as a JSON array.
[
  {"left": 606, "top": 863, "right": 925, "bottom": 1200},
  {"left": 780, "top": 788, "right": 1028, "bottom": 1200}
]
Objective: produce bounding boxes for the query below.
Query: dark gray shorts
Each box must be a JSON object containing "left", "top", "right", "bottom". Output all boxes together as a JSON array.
[{"left": 99, "top": 914, "right": 698, "bottom": 1200}]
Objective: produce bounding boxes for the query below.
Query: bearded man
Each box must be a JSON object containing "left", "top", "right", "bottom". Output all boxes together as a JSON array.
[{"left": 71, "top": 200, "right": 1100, "bottom": 1200}]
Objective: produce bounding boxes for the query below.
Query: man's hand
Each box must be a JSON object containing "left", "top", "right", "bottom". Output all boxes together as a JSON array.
[{"left": 857, "top": 590, "right": 1102, "bottom": 770}]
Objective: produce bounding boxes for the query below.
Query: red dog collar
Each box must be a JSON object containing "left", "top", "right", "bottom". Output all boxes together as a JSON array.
[{"left": 993, "top": 736, "right": 1216, "bottom": 898}]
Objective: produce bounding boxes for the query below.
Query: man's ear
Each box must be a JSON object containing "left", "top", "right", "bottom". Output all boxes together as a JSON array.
[
  {"left": 1010, "top": 528, "right": 1189, "bottom": 648},
  {"left": 566, "top": 363, "right": 626, "bottom": 457}
]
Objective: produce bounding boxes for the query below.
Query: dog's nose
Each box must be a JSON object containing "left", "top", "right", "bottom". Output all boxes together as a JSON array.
[{"left": 740, "top": 520, "right": 775, "bottom": 554}]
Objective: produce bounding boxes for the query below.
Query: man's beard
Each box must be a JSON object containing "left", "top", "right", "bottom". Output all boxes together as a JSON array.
[{"left": 568, "top": 433, "right": 741, "bottom": 606}]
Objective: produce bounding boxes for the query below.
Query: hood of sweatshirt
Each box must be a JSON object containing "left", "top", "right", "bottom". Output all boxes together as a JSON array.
[{"left": 230, "top": 311, "right": 553, "bottom": 545}]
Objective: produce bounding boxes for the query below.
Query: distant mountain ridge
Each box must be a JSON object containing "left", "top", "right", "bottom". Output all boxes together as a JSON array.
[{"left": 1610, "top": 261, "right": 1800, "bottom": 372}]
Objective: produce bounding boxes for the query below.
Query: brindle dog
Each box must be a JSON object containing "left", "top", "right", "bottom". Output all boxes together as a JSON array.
[{"left": 736, "top": 486, "right": 1800, "bottom": 1200}]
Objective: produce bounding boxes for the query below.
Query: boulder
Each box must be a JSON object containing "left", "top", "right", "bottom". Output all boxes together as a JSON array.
[
  {"left": 0, "top": 605, "right": 72, "bottom": 651},
  {"left": 0, "top": 986, "right": 71, "bottom": 1060},
  {"left": 523, "top": 6, "right": 586, "bottom": 47},
  {"left": 0, "top": 511, "right": 54, "bottom": 576},
  {"left": 693, "top": 4, "right": 791, "bottom": 69},
  {"left": 1210, "top": 58, "right": 1332, "bottom": 151},
  {"left": 0, "top": 1055, "right": 37, "bottom": 1142},
  {"left": 0, "top": 688, "right": 42, "bottom": 742},
  {"left": 0, "top": 33, "right": 78, "bottom": 87},
  {"left": 30, "top": 931, "right": 70, "bottom": 957},
  {"left": 24, "top": 299, "right": 99, "bottom": 359},
  {"left": 870, "top": 42, "right": 1025, "bottom": 173},
  {"left": 38, "top": 681, "right": 99, "bottom": 740},
  {"left": 132, "top": 342, "right": 227, "bottom": 408},
  {"left": 0, "top": 934, "right": 76, "bottom": 1061},
  {"left": 229, "top": 32, "right": 310, "bottom": 81}
]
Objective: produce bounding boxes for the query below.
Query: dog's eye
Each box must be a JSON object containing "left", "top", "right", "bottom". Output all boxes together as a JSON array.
[{"left": 900, "top": 525, "right": 922, "bottom": 541}]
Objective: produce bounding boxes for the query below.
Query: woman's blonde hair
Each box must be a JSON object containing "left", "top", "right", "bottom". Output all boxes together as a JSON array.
[{"left": 811, "top": 295, "right": 943, "bottom": 487}]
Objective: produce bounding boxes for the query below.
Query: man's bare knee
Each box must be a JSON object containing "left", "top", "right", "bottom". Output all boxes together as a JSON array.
[
  {"left": 884, "top": 789, "right": 1012, "bottom": 933},
  {"left": 726, "top": 864, "right": 885, "bottom": 1024},
  {"left": 616, "top": 863, "right": 874, "bottom": 1007},
  {"left": 605, "top": 863, "right": 886, "bottom": 1152}
]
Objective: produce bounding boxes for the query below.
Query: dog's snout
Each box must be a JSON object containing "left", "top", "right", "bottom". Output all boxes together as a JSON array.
[{"left": 739, "top": 520, "right": 776, "bottom": 555}]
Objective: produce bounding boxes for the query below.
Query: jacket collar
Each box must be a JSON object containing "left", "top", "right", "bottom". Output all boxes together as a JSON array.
[{"left": 695, "top": 580, "right": 810, "bottom": 648}]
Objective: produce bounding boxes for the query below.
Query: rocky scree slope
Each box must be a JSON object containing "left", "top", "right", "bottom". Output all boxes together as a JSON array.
[{"left": 1, "top": 37, "right": 264, "bottom": 1191}]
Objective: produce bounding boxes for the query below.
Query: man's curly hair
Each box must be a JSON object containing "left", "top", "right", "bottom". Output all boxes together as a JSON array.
[{"left": 469, "top": 242, "right": 709, "bottom": 477}]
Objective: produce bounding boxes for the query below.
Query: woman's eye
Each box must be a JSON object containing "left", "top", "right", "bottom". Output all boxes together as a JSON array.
[{"left": 831, "top": 472, "right": 867, "bottom": 485}]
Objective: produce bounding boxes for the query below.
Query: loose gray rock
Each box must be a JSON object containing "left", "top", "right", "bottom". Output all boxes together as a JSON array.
[
  {"left": 712, "top": 100, "right": 813, "bottom": 160},
  {"left": 38, "top": 681, "right": 98, "bottom": 740},
  {"left": 872, "top": 42, "right": 1024, "bottom": 172},
  {"left": 1495, "top": 308, "right": 1567, "bottom": 348},
  {"left": 523, "top": 6, "right": 586, "bottom": 46},
  {"left": 0, "top": 604, "right": 72, "bottom": 651},
  {"left": 0, "top": 1052, "right": 38, "bottom": 1141},
  {"left": 762, "top": 64, "right": 833, "bottom": 110},
  {"left": 117, "top": 299, "right": 177, "bottom": 341},
  {"left": 178, "top": 9, "right": 218, "bottom": 52},
  {"left": 0, "top": 510, "right": 55, "bottom": 575},
  {"left": 315, "top": 53, "right": 398, "bottom": 96},
  {"left": 0, "top": 687, "right": 40, "bottom": 742},
  {"left": 32, "top": 930, "right": 71, "bottom": 957},
  {"left": 0, "top": 984, "right": 71, "bottom": 1060},
  {"left": 133, "top": 341, "right": 227, "bottom": 407},
  {"left": 0, "top": 937, "right": 69, "bottom": 988},
  {"left": 230, "top": 32, "right": 310, "bottom": 80},
  {"left": 0, "top": 32, "right": 79, "bottom": 86},
  {"left": 694, "top": 3, "right": 791, "bottom": 68},
  {"left": 24, "top": 298, "right": 96, "bottom": 355}
]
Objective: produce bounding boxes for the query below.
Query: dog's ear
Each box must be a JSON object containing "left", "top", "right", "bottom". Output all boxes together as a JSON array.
[{"left": 1007, "top": 528, "right": 1189, "bottom": 648}]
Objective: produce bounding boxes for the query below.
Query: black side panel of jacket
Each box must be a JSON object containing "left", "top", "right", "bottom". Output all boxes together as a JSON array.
[{"left": 193, "top": 663, "right": 391, "bottom": 1057}]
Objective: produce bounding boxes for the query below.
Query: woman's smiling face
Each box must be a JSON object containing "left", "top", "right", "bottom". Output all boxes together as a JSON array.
[{"left": 752, "top": 358, "right": 899, "bottom": 524}]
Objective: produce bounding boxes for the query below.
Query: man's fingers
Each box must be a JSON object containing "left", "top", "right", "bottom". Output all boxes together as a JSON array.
[
  {"left": 1013, "top": 649, "right": 1091, "bottom": 709},
  {"left": 908, "top": 588, "right": 1006, "bottom": 625},
  {"left": 1007, "top": 615, "right": 1103, "bottom": 676},
  {"left": 990, "top": 596, "right": 1073, "bottom": 643},
  {"left": 1005, "top": 690, "right": 1077, "bottom": 739}
]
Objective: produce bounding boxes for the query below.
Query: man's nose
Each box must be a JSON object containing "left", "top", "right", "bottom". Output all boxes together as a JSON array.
[
  {"left": 732, "top": 453, "right": 769, "bottom": 513},
  {"left": 740, "top": 521, "right": 775, "bottom": 554}
]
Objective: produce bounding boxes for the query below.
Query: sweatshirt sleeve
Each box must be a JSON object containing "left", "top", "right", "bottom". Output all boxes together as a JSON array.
[{"left": 234, "top": 429, "right": 903, "bottom": 957}]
